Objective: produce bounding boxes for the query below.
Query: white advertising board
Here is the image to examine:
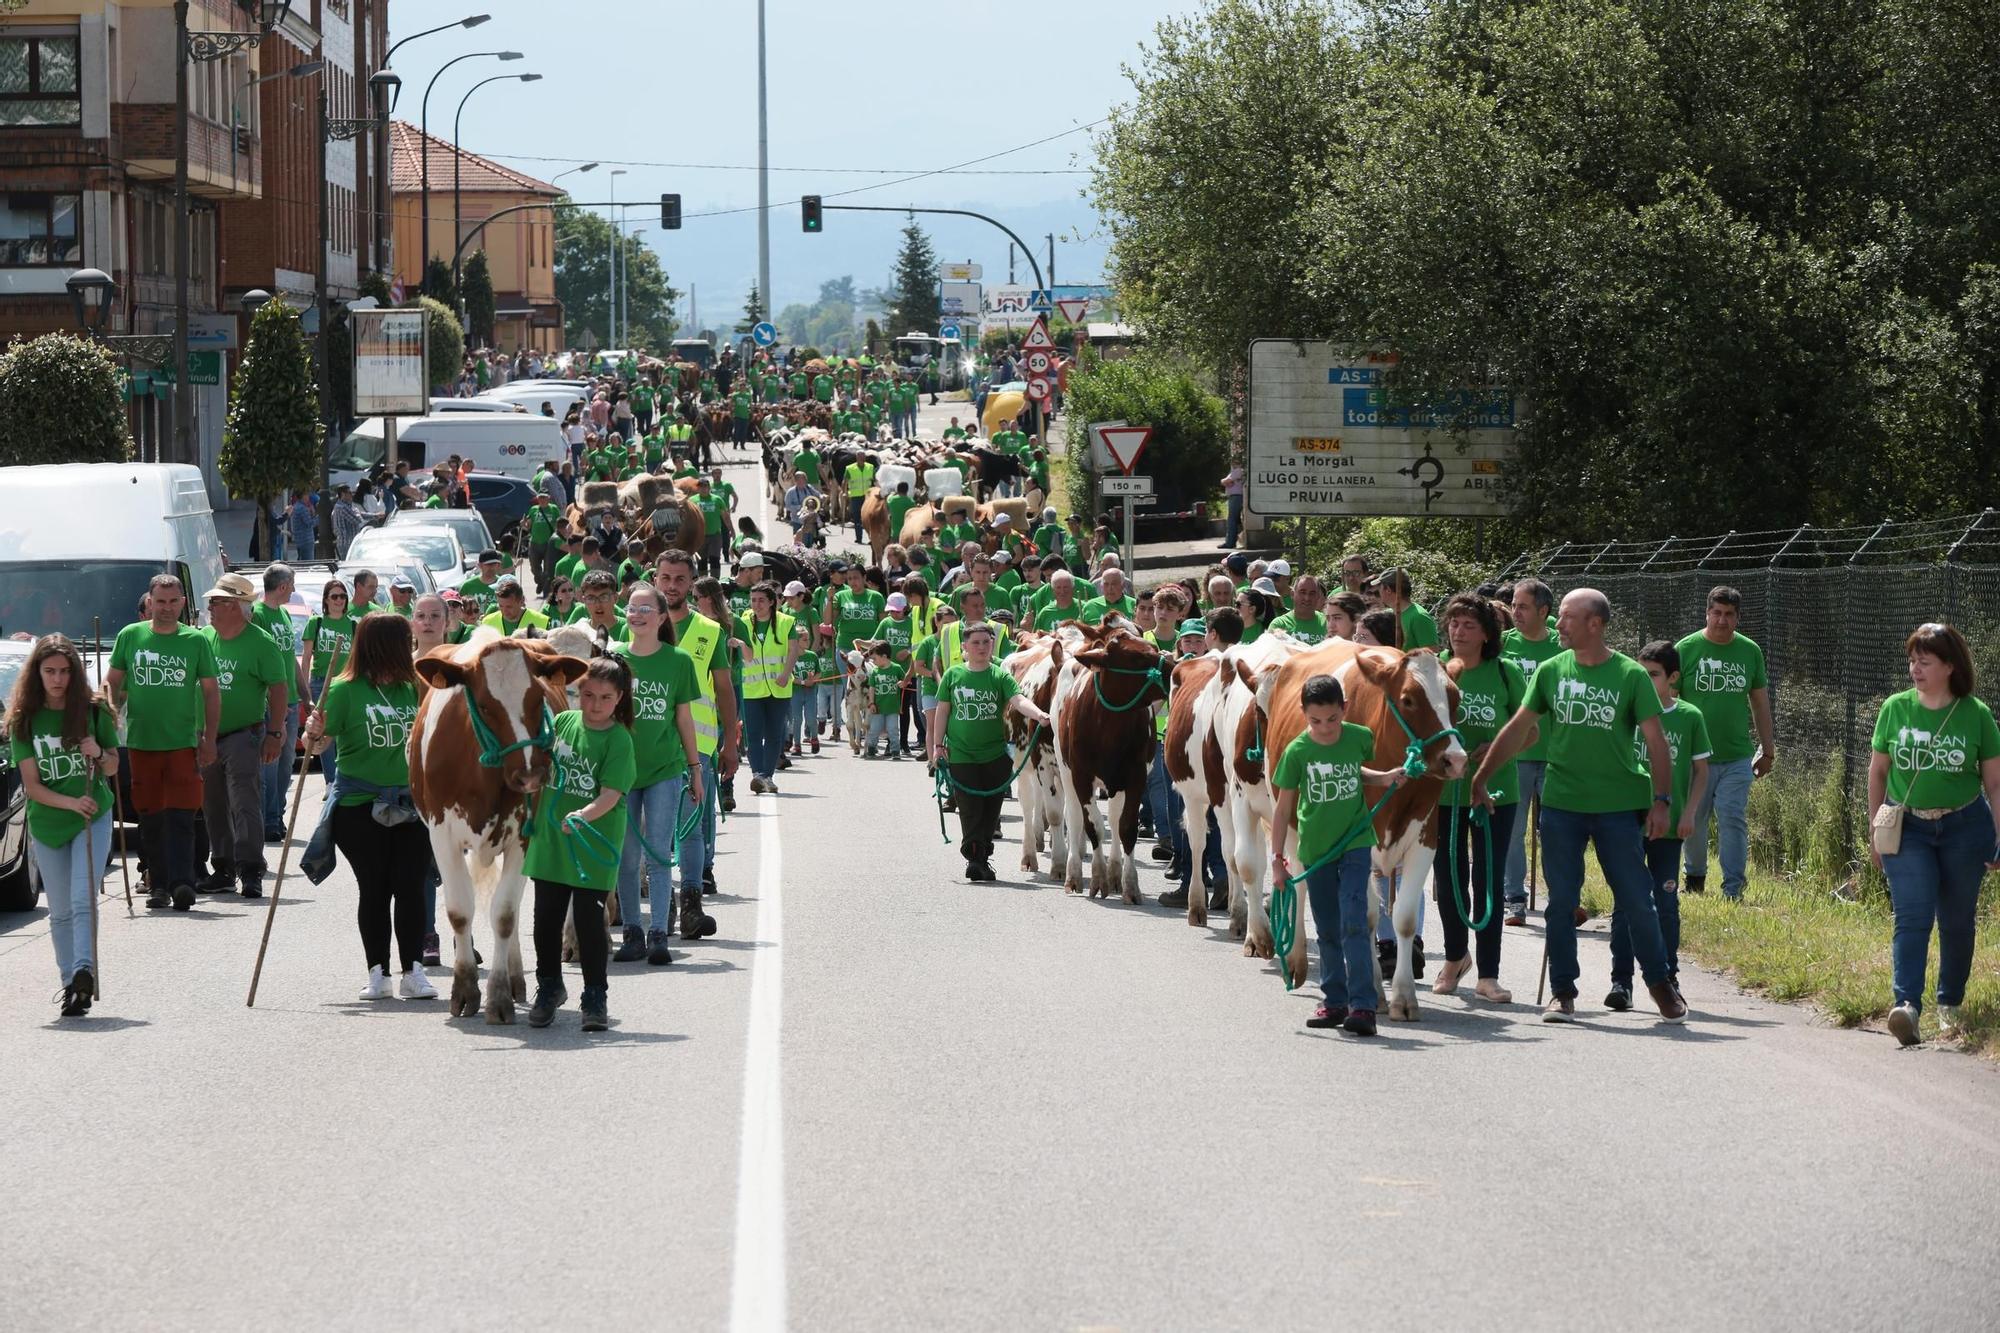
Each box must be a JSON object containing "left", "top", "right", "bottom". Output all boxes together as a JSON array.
[
  {"left": 352, "top": 309, "right": 430, "bottom": 417},
  {"left": 982, "top": 284, "right": 1037, "bottom": 329},
  {"left": 1247, "top": 341, "right": 1521, "bottom": 518},
  {"left": 940, "top": 280, "right": 982, "bottom": 322}
]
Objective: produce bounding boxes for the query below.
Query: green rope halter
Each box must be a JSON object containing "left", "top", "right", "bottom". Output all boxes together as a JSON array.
[
  {"left": 460, "top": 687, "right": 557, "bottom": 769},
  {"left": 1091, "top": 661, "right": 1167, "bottom": 713}
]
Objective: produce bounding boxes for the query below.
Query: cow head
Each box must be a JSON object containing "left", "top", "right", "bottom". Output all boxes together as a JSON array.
[
  {"left": 415, "top": 638, "right": 587, "bottom": 794},
  {"left": 1376, "top": 648, "right": 1466, "bottom": 781},
  {"left": 1073, "top": 624, "right": 1169, "bottom": 711}
]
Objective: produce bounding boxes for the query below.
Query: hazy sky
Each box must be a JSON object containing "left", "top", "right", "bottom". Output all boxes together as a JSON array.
[{"left": 389, "top": 0, "right": 1202, "bottom": 316}]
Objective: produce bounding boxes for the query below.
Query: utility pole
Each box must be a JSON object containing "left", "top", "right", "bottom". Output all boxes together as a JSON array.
[
  {"left": 608, "top": 168, "right": 627, "bottom": 347},
  {"left": 1008, "top": 243, "right": 1016, "bottom": 284},
  {"left": 756, "top": 0, "right": 771, "bottom": 325},
  {"left": 1047, "top": 234, "right": 1055, "bottom": 289}
]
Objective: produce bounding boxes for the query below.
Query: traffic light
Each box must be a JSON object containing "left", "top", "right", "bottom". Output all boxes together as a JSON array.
[
  {"left": 661, "top": 194, "right": 681, "bottom": 229},
  {"left": 801, "top": 195, "right": 822, "bottom": 233}
]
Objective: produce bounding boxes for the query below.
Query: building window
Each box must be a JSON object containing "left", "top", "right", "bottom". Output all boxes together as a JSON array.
[
  {"left": 0, "top": 30, "right": 82, "bottom": 128},
  {"left": 0, "top": 192, "right": 80, "bottom": 267}
]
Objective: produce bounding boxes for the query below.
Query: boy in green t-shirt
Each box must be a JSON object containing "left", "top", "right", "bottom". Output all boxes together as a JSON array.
[
  {"left": 1270, "top": 672, "right": 1409, "bottom": 1037},
  {"left": 861, "top": 644, "right": 906, "bottom": 759},
  {"left": 929, "top": 621, "right": 1050, "bottom": 882}
]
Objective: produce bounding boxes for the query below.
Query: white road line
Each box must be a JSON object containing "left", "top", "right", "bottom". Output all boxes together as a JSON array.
[{"left": 729, "top": 792, "right": 786, "bottom": 1333}]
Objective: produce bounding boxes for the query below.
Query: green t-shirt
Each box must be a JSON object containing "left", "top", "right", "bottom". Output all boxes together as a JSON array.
[
  {"left": 1438, "top": 655, "right": 1527, "bottom": 807},
  {"left": 731, "top": 389, "right": 753, "bottom": 420},
  {"left": 520, "top": 711, "right": 636, "bottom": 893},
  {"left": 912, "top": 635, "right": 939, "bottom": 686},
  {"left": 1673, "top": 631, "right": 1769, "bottom": 763},
  {"left": 303, "top": 613, "right": 359, "bottom": 680},
  {"left": 109, "top": 621, "right": 219, "bottom": 752},
  {"left": 1870, "top": 690, "right": 2000, "bottom": 810},
  {"left": 942, "top": 426, "right": 966, "bottom": 443},
  {"left": 1498, "top": 627, "right": 1565, "bottom": 763},
  {"left": 1639, "top": 699, "right": 1713, "bottom": 828},
  {"left": 1031, "top": 523, "right": 1063, "bottom": 557},
  {"left": 1080, "top": 595, "right": 1135, "bottom": 625},
  {"left": 588, "top": 447, "right": 620, "bottom": 481},
  {"left": 615, "top": 640, "right": 700, "bottom": 787},
  {"left": 953, "top": 582, "right": 1012, "bottom": 618},
  {"left": 886, "top": 493, "right": 916, "bottom": 537},
  {"left": 250, "top": 601, "right": 303, "bottom": 704},
  {"left": 1399, "top": 604, "right": 1439, "bottom": 650},
  {"left": 562, "top": 604, "right": 632, "bottom": 642},
  {"left": 529, "top": 503, "right": 559, "bottom": 545},
  {"left": 1273, "top": 723, "right": 1379, "bottom": 862},
  {"left": 937, "top": 663, "right": 1018, "bottom": 764},
  {"left": 458, "top": 577, "right": 499, "bottom": 615},
  {"left": 1522, "top": 650, "right": 1662, "bottom": 814},
  {"left": 868, "top": 662, "right": 906, "bottom": 714},
  {"left": 204, "top": 623, "right": 289, "bottom": 736},
  {"left": 319, "top": 677, "right": 418, "bottom": 807},
  {"left": 554, "top": 555, "right": 584, "bottom": 588},
  {"left": 11, "top": 704, "right": 118, "bottom": 846},
  {"left": 794, "top": 449, "right": 821, "bottom": 486},
  {"left": 872, "top": 615, "right": 914, "bottom": 660},
  {"left": 693, "top": 493, "right": 727, "bottom": 538},
  {"left": 1035, "top": 599, "right": 1085, "bottom": 631},
  {"left": 939, "top": 520, "right": 979, "bottom": 549},
  {"left": 812, "top": 374, "right": 835, "bottom": 403},
  {"left": 724, "top": 583, "right": 755, "bottom": 623},
  {"left": 789, "top": 371, "right": 809, "bottom": 397},
  {"left": 1269, "top": 611, "right": 1327, "bottom": 645},
  {"left": 834, "top": 588, "right": 886, "bottom": 651}
]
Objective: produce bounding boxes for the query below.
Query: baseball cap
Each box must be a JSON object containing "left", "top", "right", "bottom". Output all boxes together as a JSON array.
[
  {"left": 886, "top": 592, "right": 908, "bottom": 612},
  {"left": 1267, "top": 559, "right": 1292, "bottom": 577},
  {"left": 479, "top": 549, "right": 504, "bottom": 565},
  {"left": 441, "top": 589, "right": 463, "bottom": 604},
  {"left": 783, "top": 580, "right": 808, "bottom": 598},
  {"left": 992, "top": 550, "right": 1012, "bottom": 564},
  {"left": 739, "top": 552, "right": 765, "bottom": 569},
  {"left": 992, "top": 513, "right": 1012, "bottom": 527},
  {"left": 1177, "top": 617, "right": 1208, "bottom": 640},
  {"left": 827, "top": 560, "right": 849, "bottom": 573},
  {"left": 391, "top": 575, "right": 416, "bottom": 591},
  {"left": 1224, "top": 552, "right": 1251, "bottom": 575}
]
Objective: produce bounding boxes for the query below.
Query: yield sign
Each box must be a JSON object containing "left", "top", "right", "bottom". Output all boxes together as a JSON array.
[
  {"left": 1019, "top": 316, "right": 1055, "bottom": 352},
  {"left": 1055, "top": 298, "right": 1090, "bottom": 324},
  {"left": 1099, "top": 425, "right": 1152, "bottom": 475}
]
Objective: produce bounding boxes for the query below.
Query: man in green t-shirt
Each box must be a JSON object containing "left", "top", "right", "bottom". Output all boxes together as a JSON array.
[
  {"left": 1500, "top": 577, "right": 1564, "bottom": 921},
  {"left": 459, "top": 552, "right": 507, "bottom": 616},
  {"left": 843, "top": 454, "right": 876, "bottom": 543},
  {"left": 812, "top": 371, "right": 834, "bottom": 403},
  {"left": 929, "top": 621, "right": 1050, "bottom": 881},
  {"left": 527, "top": 492, "right": 561, "bottom": 593},
  {"left": 1269, "top": 576, "right": 1329, "bottom": 645},
  {"left": 197, "top": 574, "right": 290, "bottom": 898},
  {"left": 730, "top": 387, "right": 754, "bottom": 450},
  {"left": 793, "top": 443, "right": 821, "bottom": 490},
  {"left": 105, "top": 573, "right": 222, "bottom": 911},
  {"left": 1672, "top": 585, "right": 1773, "bottom": 900},
  {"left": 693, "top": 477, "right": 729, "bottom": 574},
  {"left": 1080, "top": 569, "right": 1136, "bottom": 625}
]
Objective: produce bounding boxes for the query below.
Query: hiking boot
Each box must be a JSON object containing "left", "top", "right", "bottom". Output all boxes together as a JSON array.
[
  {"left": 1157, "top": 885, "right": 1190, "bottom": 910},
  {"left": 647, "top": 929, "right": 675, "bottom": 966},
  {"left": 579, "top": 986, "right": 609, "bottom": 1032},
  {"left": 528, "top": 982, "right": 567, "bottom": 1028},
  {"left": 1683, "top": 874, "right": 1706, "bottom": 896},
  {"left": 1604, "top": 983, "right": 1632, "bottom": 1012},
  {"left": 679, "top": 889, "right": 717, "bottom": 939},
  {"left": 170, "top": 882, "right": 196, "bottom": 912},
  {"left": 421, "top": 933, "right": 442, "bottom": 968},
  {"left": 613, "top": 924, "right": 647, "bottom": 963},
  {"left": 1412, "top": 942, "right": 1427, "bottom": 978},
  {"left": 1206, "top": 881, "right": 1229, "bottom": 913},
  {"left": 1542, "top": 997, "right": 1576, "bottom": 1023},
  {"left": 1648, "top": 982, "right": 1688, "bottom": 1024},
  {"left": 264, "top": 825, "right": 286, "bottom": 843},
  {"left": 197, "top": 863, "right": 234, "bottom": 893},
  {"left": 1306, "top": 1003, "right": 1348, "bottom": 1029},
  {"left": 1342, "top": 1009, "right": 1378, "bottom": 1037},
  {"left": 720, "top": 785, "right": 737, "bottom": 812},
  {"left": 1150, "top": 843, "right": 1174, "bottom": 863},
  {"left": 147, "top": 888, "right": 173, "bottom": 910},
  {"left": 399, "top": 964, "right": 439, "bottom": 1000}
]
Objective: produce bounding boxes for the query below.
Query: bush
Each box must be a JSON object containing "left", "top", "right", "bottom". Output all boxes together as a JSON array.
[
  {"left": 222, "top": 301, "right": 322, "bottom": 556},
  {"left": 1060, "top": 351, "right": 1227, "bottom": 518},
  {"left": 0, "top": 333, "right": 131, "bottom": 467},
  {"left": 1302, "top": 517, "right": 1491, "bottom": 612},
  {"left": 415, "top": 295, "right": 464, "bottom": 394}
]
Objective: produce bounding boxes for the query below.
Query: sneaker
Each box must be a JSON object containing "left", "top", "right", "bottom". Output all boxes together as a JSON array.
[
  {"left": 1504, "top": 905, "right": 1527, "bottom": 927},
  {"left": 171, "top": 882, "right": 196, "bottom": 912},
  {"left": 647, "top": 929, "right": 675, "bottom": 966},
  {"left": 196, "top": 864, "right": 234, "bottom": 894},
  {"left": 1604, "top": 983, "right": 1632, "bottom": 1012},
  {"left": 70, "top": 967, "right": 95, "bottom": 1010},
  {"left": 528, "top": 982, "right": 566, "bottom": 1028},
  {"left": 1342, "top": 1009, "right": 1378, "bottom": 1037},
  {"left": 238, "top": 867, "right": 264, "bottom": 899},
  {"left": 1306, "top": 1003, "right": 1348, "bottom": 1029},
  {"left": 1150, "top": 843, "right": 1174, "bottom": 863},
  {"left": 1684, "top": 874, "right": 1706, "bottom": 896},
  {"left": 1938, "top": 1004, "right": 1966, "bottom": 1040},
  {"left": 613, "top": 924, "right": 647, "bottom": 963},
  {"left": 1647, "top": 982, "right": 1687, "bottom": 1024},
  {"left": 147, "top": 889, "right": 173, "bottom": 910},
  {"left": 702, "top": 867, "right": 717, "bottom": 896},
  {"left": 579, "top": 986, "right": 609, "bottom": 1032},
  {"left": 809, "top": 738, "right": 820, "bottom": 755},
  {"left": 399, "top": 964, "right": 439, "bottom": 1000},
  {"left": 1542, "top": 997, "right": 1576, "bottom": 1023},
  {"left": 1157, "top": 885, "right": 1190, "bottom": 910},
  {"left": 421, "top": 933, "right": 442, "bottom": 969},
  {"left": 778, "top": 755, "right": 792, "bottom": 770},
  {"left": 748, "top": 776, "right": 768, "bottom": 795},
  {"left": 359, "top": 965, "right": 394, "bottom": 1000},
  {"left": 59, "top": 982, "right": 87, "bottom": 1018},
  {"left": 1887, "top": 1001, "right": 1920, "bottom": 1047}
]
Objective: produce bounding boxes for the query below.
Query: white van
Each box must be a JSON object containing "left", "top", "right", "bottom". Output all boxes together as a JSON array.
[
  {"left": 0, "top": 463, "right": 226, "bottom": 641},
  {"left": 328, "top": 413, "right": 568, "bottom": 489}
]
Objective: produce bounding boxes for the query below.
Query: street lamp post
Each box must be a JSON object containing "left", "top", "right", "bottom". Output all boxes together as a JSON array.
[
  {"left": 419, "top": 49, "right": 521, "bottom": 296},
  {"left": 377, "top": 15, "right": 489, "bottom": 278},
  {"left": 452, "top": 71, "right": 541, "bottom": 315},
  {"left": 624, "top": 228, "right": 646, "bottom": 350},
  {"left": 608, "top": 168, "right": 627, "bottom": 349}
]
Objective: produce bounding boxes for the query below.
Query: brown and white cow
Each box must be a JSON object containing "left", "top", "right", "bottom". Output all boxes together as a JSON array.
[
  {"left": 410, "top": 633, "right": 588, "bottom": 1023},
  {"left": 1162, "top": 649, "right": 1227, "bottom": 926},
  {"left": 1207, "top": 632, "right": 1317, "bottom": 944},
  {"left": 1051, "top": 621, "right": 1169, "bottom": 901},
  {"left": 1256, "top": 641, "right": 1465, "bottom": 1020},
  {"left": 1002, "top": 627, "right": 1069, "bottom": 877}
]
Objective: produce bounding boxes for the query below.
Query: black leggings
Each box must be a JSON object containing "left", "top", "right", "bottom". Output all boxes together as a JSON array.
[
  {"left": 534, "top": 879, "right": 609, "bottom": 992},
  {"left": 1432, "top": 801, "right": 1517, "bottom": 979},
  {"left": 331, "top": 802, "right": 429, "bottom": 973}
]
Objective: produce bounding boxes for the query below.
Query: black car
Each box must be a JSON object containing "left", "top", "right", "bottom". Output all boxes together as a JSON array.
[
  {"left": 0, "top": 640, "right": 40, "bottom": 911},
  {"left": 465, "top": 472, "right": 540, "bottom": 550}
]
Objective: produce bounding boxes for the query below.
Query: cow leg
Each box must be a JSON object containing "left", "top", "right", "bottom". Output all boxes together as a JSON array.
[
  {"left": 1016, "top": 758, "right": 1041, "bottom": 876},
  {"left": 432, "top": 824, "right": 481, "bottom": 1019},
  {"left": 1279, "top": 824, "right": 1310, "bottom": 990},
  {"left": 1060, "top": 771, "right": 1090, "bottom": 895},
  {"left": 1232, "top": 795, "right": 1273, "bottom": 958},
  {"left": 1119, "top": 777, "right": 1143, "bottom": 904},
  {"left": 1108, "top": 787, "right": 1139, "bottom": 904},
  {"left": 1175, "top": 777, "right": 1210, "bottom": 928},
  {"left": 1386, "top": 827, "right": 1431, "bottom": 1022},
  {"left": 484, "top": 855, "right": 527, "bottom": 1024},
  {"left": 1087, "top": 789, "right": 1112, "bottom": 898},
  {"left": 1043, "top": 761, "right": 1068, "bottom": 875}
]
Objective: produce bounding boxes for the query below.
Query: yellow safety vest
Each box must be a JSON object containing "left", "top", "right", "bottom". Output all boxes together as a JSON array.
[
  {"left": 741, "top": 611, "right": 795, "bottom": 700},
  {"left": 676, "top": 611, "right": 722, "bottom": 756},
  {"left": 940, "top": 621, "right": 1010, "bottom": 672}
]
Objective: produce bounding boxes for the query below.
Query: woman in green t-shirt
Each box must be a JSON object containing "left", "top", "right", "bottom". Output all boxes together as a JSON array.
[
  {"left": 6, "top": 634, "right": 120, "bottom": 1016},
  {"left": 1431, "top": 594, "right": 1530, "bottom": 1004},
  {"left": 303, "top": 613, "right": 433, "bottom": 1002},
  {"left": 525, "top": 657, "right": 638, "bottom": 1033},
  {"left": 301, "top": 578, "right": 359, "bottom": 784},
  {"left": 1867, "top": 622, "right": 2000, "bottom": 1046}
]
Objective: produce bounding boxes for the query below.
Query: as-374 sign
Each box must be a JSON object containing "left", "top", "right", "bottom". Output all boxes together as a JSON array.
[{"left": 1247, "top": 341, "right": 1523, "bottom": 518}]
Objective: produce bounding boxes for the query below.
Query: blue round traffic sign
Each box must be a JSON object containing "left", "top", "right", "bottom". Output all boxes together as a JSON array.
[
  {"left": 752, "top": 321, "right": 777, "bottom": 347},
  {"left": 939, "top": 324, "right": 961, "bottom": 341}
]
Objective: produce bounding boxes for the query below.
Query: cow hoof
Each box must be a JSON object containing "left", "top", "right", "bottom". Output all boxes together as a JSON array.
[
  {"left": 449, "top": 969, "right": 480, "bottom": 1018},
  {"left": 1187, "top": 905, "right": 1207, "bottom": 927},
  {"left": 1244, "top": 938, "right": 1273, "bottom": 960},
  {"left": 1387, "top": 994, "right": 1420, "bottom": 1022},
  {"left": 483, "top": 994, "right": 517, "bottom": 1025},
  {"left": 1122, "top": 884, "right": 1140, "bottom": 905}
]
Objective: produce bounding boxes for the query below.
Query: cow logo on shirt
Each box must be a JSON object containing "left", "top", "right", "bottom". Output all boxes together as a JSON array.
[
  {"left": 952, "top": 683, "right": 999, "bottom": 722},
  {"left": 1890, "top": 725, "right": 1967, "bottom": 775},
  {"left": 131, "top": 647, "right": 189, "bottom": 688},
  {"left": 364, "top": 701, "right": 414, "bottom": 750},
  {"left": 31, "top": 731, "right": 88, "bottom": 783},
  {"left": 1689, "top": 655, "right": 1749, "bottom": 694},
  {"left": 1553, "top": 676, "right": 1620, "bottom": 730},
  {"left": 1304, "top": 758, "right": 1358, "bottom": 805}
]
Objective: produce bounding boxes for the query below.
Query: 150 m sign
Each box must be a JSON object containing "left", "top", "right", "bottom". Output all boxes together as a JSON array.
[{"left": 1246, "top": 341, "right": 1524, "bottom": 518}]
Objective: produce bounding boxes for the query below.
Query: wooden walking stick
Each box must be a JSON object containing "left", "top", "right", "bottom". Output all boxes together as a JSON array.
[
  {"left": 92, "top": 618, "right": 133, "bottom": 914},
  {"left": 1528, "top": 791, "right": 1539, "bottom": 915},
  {"left": 84, "top": 798, "right": 101, "bottom": 1002},
  {"left": 246, "top": 674, "right": 331, "bottom": 1007}
]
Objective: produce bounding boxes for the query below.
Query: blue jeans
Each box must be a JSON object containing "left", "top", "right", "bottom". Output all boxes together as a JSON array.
[
  {"left": 1304, "top": 846, "right": 1377, "bottom": 1013},
  {"left": 1541, "top": 805, "right": 1669, "bottom": 999},
  {"left": 1503, "top": 758, "right": 1546, "bottom": 906},
  {"left": 309, "top": 676, "right": 339, "bottom": 787},
  {"left": 1223, "top": 492, "right": 1243, "bottom": 546},
  {"left": 790, "top": 689, "right": 817, "bottom": 745},
  {"left": 1611, "top": 837, "right": 1683, "bottom": 987},
  {"left": 1880, "top": 797, "right": 1993, "bottom": 1014},
  {"left": 1374, "top": 868, "right": 1426, "bottom": 943},
  {"left": 618, "top": 777, "right": 703, "bottom": 935},
  {"left": 29, "top": 811, "right": 112, "bottom": 985},
  {"left": 743, "top": 694, "right": 789, "bottom": 779},
  {"left": 864, "top": 712, "right": 895, "bottom": 754},
  {"left": 261, "top": 706, "right": 300, "bottom": 833},
  {"left": 1684, "top": 755, "right": 1753, "bottom": 897},
  {"left": 1146, "top": 746, "right": 1175, "bottom": 849}
]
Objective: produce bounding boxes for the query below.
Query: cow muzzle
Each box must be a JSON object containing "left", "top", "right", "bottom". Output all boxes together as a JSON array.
[{"left": 1434, "top": 741, "right": 1468, "bottom": 781}]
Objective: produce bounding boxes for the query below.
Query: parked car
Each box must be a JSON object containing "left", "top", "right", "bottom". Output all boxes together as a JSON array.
[
  {"left": 343, "top": 526, "right": 469, "bottom": 592},
  {"left": 328, "top": 413, "right": 567, "bottom": 490},
  {"left": 431, "top": 396, "right": 527, "bottom": 414},
  {"left": 476, "top": 381, "right": 591, "bottom": 416},
  {"left": 0, "top": 639, "right": 41, "bottom": 911},
  {"left": 280, "top": 562, "right": 436, "bottom": 633},
  {"left": 463, "top": 473, "right": 539, "bottom": 550},
  {"left": 386, "top": 506, "right": 497, "bottom": 562}
]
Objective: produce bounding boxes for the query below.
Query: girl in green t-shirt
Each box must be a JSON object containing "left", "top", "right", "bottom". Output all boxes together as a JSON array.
[
  {"left": 524, "top": 657, "right": 638, "bottom": 1033},
  {"left": 302, "top": 579, "right": 359, "bottom": 783},
  {"left": 303, "top": 612, "right": 432, "bottom": 1003},
  {"left": 6, "top": 634, "right": 119, "bottom": 1015}
]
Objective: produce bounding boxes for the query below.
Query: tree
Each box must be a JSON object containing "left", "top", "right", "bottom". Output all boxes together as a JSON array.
[
  {"left": 416, "top": 295, "right": 464, "bottom": 393},
  {"left": 736, "top": 283, "right": 765, "bottom": 334},
  {"left": 462, "top": 250, "right": 496, "bottom": 348},
  {"left": 220, "top": 301, "right": 321, "bottom": 559},
  {"left": 886, "top": 217, "right": 941, "bottom": 336},
  {"left": 359, "top": 271, "right": 393, "bottom": 305},
  {"left": 423, "top": 257, "right": 456, "bottom": 309},
  {"left": 864, "top": 318, "right": 883, "bottom": 356},
  {"left": 554, "top": 204, "right": 680, "bottom": 351},
  {"left": 0, "top": 333, "right": 130, "bottom": 467}
]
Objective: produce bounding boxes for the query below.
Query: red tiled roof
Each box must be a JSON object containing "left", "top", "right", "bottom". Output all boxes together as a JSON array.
[{"left": 388, "top": 120, "right": 561, "bottom": 196}]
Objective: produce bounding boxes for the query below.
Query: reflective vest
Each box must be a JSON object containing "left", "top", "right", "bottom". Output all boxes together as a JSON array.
[
  {"left": 941, "top": 621, "right": 1009, "bottom": 672},
  {"left": 676, "top": 611, "right": 722, "bottom": 756},
  {"left": 740, "top": 611, "right": 795, "bottom": 700}
]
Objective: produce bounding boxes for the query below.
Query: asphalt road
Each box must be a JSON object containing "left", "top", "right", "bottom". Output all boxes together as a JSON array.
[{"left": 5, "top": 452, "right": 1998, "bottom": 1333}]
